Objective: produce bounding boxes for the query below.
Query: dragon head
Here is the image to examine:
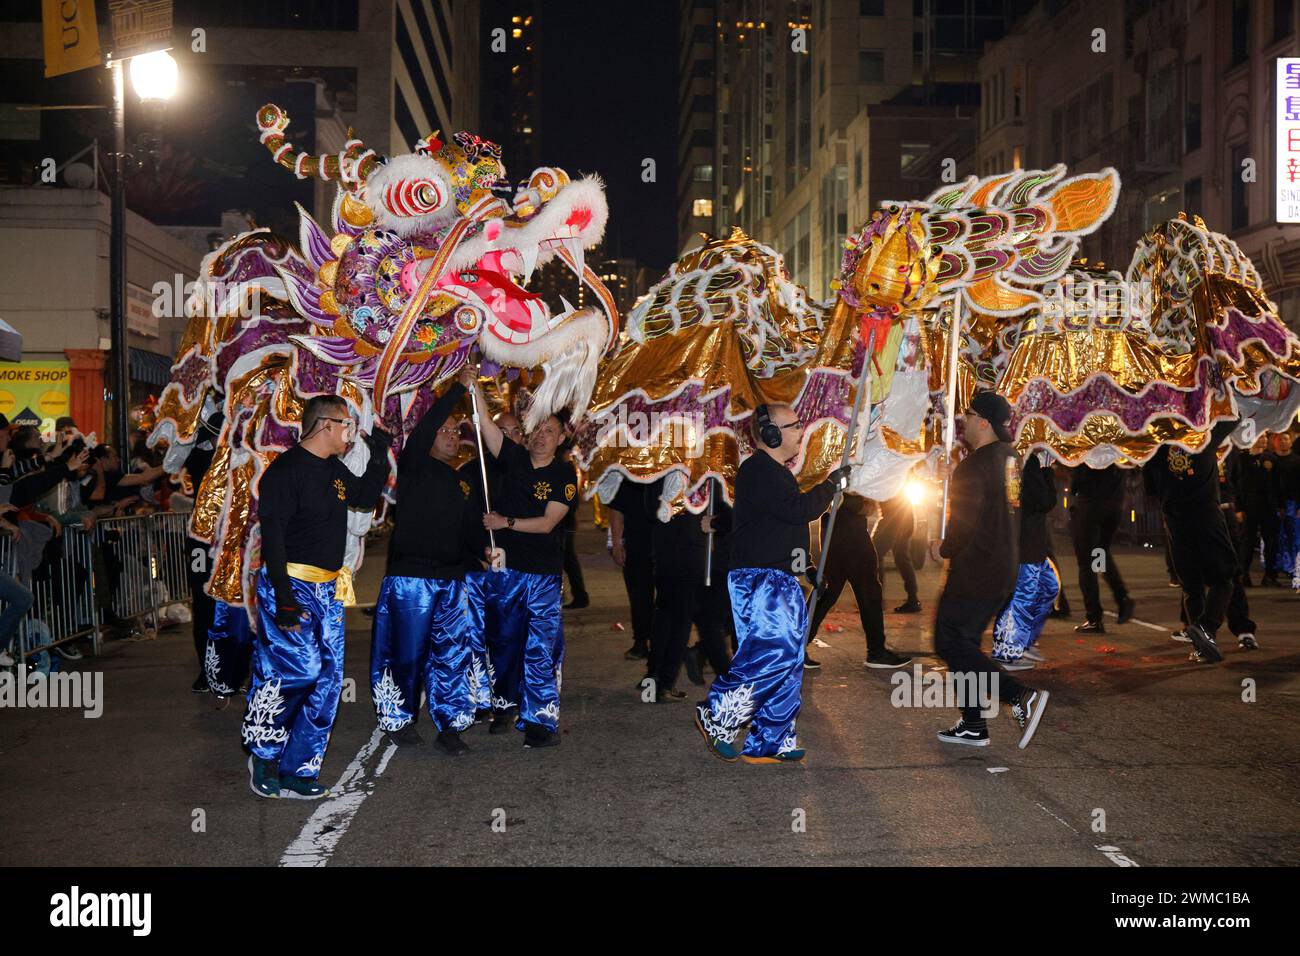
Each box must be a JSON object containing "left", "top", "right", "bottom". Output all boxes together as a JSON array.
[{"left": 258, "top": 104, "right": 615, "bottom": 428}]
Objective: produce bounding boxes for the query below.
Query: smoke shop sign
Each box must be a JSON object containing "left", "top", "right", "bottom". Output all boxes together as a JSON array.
[{"left": 0, "top": 361, "right": 71, "bottom": 431}]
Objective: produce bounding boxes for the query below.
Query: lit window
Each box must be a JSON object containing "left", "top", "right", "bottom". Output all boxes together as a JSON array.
[
  {"left": 512, "top": 28, "right": 522, "bottom": 38},
  {"left": 693, "top": 198, "right": 714, "bottom": 217}
]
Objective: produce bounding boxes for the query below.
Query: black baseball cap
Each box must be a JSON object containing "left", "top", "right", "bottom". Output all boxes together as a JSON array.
[{"left": 967, "top": 391, "right": 1014, "bottom": 443}]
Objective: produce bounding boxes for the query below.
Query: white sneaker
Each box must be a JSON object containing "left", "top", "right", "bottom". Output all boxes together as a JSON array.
[
  {"left": 1022, "top": 646, "right": 1047, "bottom": 662},
  {"left": 1238, "top": 633, "right": 1259, "bottom": 650},
  {"left": 1171, "top": 629, "right": 1191, "bottom": 643},
  {"left": 0, "top": 648, "right": 14, "bottom": 668},
  {"left": 993, "top": 656, "right": 1035, "bottom": 671}
]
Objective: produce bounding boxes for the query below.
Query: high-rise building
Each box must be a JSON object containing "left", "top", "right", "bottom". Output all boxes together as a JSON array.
[
  {"left": 679, "top": 0, "right": 719, "bottom": 254},
  {"left": 702, "top": 0, "right": 1021, "bottom": 298},
  {"left": 977, "top": 0, "right": 1300, "bottom": 327},
  {"left": 479, "top": 1, "right": 541, "bottom": 176}
]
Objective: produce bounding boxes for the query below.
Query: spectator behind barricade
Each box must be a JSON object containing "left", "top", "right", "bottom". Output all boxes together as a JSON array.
[
  {"left": 0, "top": 502, "right": 36, "bottom": 667},
  {"left": 81, "top": 444, "right": 165, "bottom": 517}
]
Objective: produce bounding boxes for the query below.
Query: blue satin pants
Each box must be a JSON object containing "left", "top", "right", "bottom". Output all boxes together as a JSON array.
[
  {"left": 205, "top": 599, "right": 254, "bottom": 696},
  {"left": 469, "top": 567, "right": 563, "bottom": 731},
  {"left": 699, "top": 568, "right": 805, "bottom": 757},
  {"left": 462, "top": 570, "right": 498, "bottom": 712},
  {"left": 242, "top": 568, "right": 345, "bottom": 779},
  {"left": 370, "top": 575, "right": 474, "bottom": 733},
  {"left": 991, "top": 559, "right": 1060, "bottom": 662}
]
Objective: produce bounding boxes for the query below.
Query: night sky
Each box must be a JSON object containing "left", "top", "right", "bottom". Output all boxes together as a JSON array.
[{"left": 537, "top": 2, "right": 680, "bottom": 272}]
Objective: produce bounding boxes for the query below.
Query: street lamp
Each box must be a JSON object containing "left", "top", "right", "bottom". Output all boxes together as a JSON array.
[{"left": 109, "top": 50, "right": 177, "bottom": 450}]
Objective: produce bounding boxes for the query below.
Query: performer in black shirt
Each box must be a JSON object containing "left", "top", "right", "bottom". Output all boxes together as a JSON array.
[
  {"left": 1069, "top": 463, "right": 1135, "bottom": 633},
  {"left": 469, "top": 375, "right": 575, "bottom": 748},
  {"left": 990, "top": 453, "right": 1060, "bottom": 668},
  {"left": 933, "top": 391, "right": 1049, "bottom": 749},
  {"left": 873, "top": 491, "right": 921, "bottom": 612},
  {"left": 1142, "top": 418, "right": 1240, "bottom": 664},
  {"left": 1238, "top": 434, "right": 1279, "bottom": 584},
  {"left": 694, "top": 402, "right": 850, "bottom": 763},
  {"left": 243, "top": 395, "right": 392, "bottom": 799},
  {"left": 370, "top": 368, "right": 485, "bottom": 755}
]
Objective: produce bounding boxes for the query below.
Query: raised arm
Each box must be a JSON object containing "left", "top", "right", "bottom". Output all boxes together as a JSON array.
[
  {"left": 468, "top": 371, "right": 503, "bottom": 458},
  {"left": 341, "top": 428, "right": 394, "bottom": 511}
]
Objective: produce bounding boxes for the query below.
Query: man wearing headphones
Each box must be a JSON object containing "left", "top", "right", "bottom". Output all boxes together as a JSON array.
[{"left": 694, "top": 402, "right": 851, "bottom": 763}]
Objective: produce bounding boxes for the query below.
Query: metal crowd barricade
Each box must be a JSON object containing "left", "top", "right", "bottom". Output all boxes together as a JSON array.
[{"left": 0, "top": 513, "right": 195, "bottom": 667}]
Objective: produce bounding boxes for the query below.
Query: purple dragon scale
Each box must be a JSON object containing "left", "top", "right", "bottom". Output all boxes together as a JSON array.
[
  {"left": 1011, "top": 356, "right": 1224, "bottom": 434},
  {"left": 1208, "top": 308, "right": 1294, "bottom": 364}
]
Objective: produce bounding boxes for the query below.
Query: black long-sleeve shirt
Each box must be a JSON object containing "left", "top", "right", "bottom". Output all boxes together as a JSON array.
[
  {"left": 387, "top": 383, "right": 479, "bottom": 579},
  {"left": 728, "top": 452, "right": 836, "bottom": 573},
  {"left": 1070, "top": 463, "right": 1124, "bottom": 506},
  {"left": 1272, "top": 451, "right": 1300, "bottom": 503},
  {"left": 940, "top": 440, "right": 1020, "bottom": 599},
  {"left": 1239, "top": 451, "right": 1278, "bottom": 509},
  {"left": 1142, "top": 419, "right": 1238, "bottom": 514},
  {"left": 259, "top": 435, "right": 391, "bottom": 604},
  {"left": 1018, "top": 455, "right": 1056, "bottom": 565}
]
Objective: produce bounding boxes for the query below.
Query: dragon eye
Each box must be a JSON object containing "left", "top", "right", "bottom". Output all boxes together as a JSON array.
[{"left": 383, "top": 177, "right": 445, "bottom": 217}]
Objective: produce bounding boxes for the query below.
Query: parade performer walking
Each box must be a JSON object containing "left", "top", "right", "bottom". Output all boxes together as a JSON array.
[
  {"left": 1069, "top": 463, "right": 1136, "bottom": 633},
  {"left": 933, "top": 392, "right": 1049, "bottom": 749},
  {"left": 694, "top": 403, "right": 851, "bottom": 763},
  {"left": 468, "top": 374, "right": 575, "bottom": 749},
  {"left": 991, "top": 453, "right": 1060, "bottom": 668},
  {"left": 243, "top": 396, "right": 392, "bottom": 799},
  {"left": 371, "top": 367, "right": 481, "bottom": 755}
]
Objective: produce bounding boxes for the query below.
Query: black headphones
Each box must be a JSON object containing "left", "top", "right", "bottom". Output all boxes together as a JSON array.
[{"left": 754, "top": 403, "right": 782, "bottom": 449}]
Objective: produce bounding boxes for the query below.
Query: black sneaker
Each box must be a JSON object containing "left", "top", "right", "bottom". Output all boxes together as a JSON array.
[
  {"left": 1185, "top": 623, "right": 1223, "bottom": 663},
  {"left": 522, "top": 722, "right": 561, "bottom": 749},
  {"left": 1262, "top": 575, "right": 1282, "bottom": 587},
  {"left": 936, "top": 719, "right": 989, "bottom": 747},
  {"left": 623, "top": 643, "right": 648, "bottom": 660},
  {"left": 248, "top": 756, "right": 282, "bottom": 799},
  {"left": 1010, "top": 689, "right": 1049, "bottom": 749},
  {"left": 388, "top": 724, "right": 423, "bottom": 747},
  {"left": 474, "top": 708, "right": 492, "bottom": 726},
  {"left": 803, "top": 654, "right": 822, "bottom": 670},
  {"left": 191, "top": 674, "right": 210, "bottom": 694},
  {"left": 435, "top": 730, "right": 469, "bottom": 756},
  {"left": 489, "top": 707, "right": 518, "bottom": 734},
  {"left": 1116, "top": 597, "right": 1136, "bottom": 625},
  {"left": 657, "top": 687, "right": 687, "bottom": 703},
  {"left": 1047, "top": 606, "right": 1071, "bottom": 619},
  {"left": 280, "top": 775, "right": 330, "bottom": 800},
  {"left": 1075, "top": 620, "right": 1105, "bottom": 634},
  {"left": 564, "top": 595, "right": 590, "bottom": 610},
  {"left": 682, "top": 646, "right": 705, "bottom": 686},
  {"left": 894, "top": 599, "right": 922, "bottom": 614},
  {"left": 1238, "top": 633, "right": 1259, "bottom": 650},
  {"left": 865, "top": 648, "right": 912, "bottom": 669}
]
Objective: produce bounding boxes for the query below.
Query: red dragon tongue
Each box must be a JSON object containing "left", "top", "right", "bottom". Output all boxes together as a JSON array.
[{"left": 565, "top": 207, "right": 592, "bottom": 231}]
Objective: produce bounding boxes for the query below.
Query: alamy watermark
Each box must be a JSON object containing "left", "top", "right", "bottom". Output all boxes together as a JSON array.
[
  {"left": 889, "top": 663, "right": 999, "bottom": 718},
  {"left": 593, "top": 407, "right": 709, "bottom": 458},
  {"left": 0, "top": 665, "right": 103, "bottom": 718},
  {"left": 152, "top": 275, "right": 263, "bottom": 320}
]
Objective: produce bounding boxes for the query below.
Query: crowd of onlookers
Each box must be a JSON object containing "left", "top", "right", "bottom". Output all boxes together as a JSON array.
[{"left": 0, "top": 413, "right": 175, "bottom": 666}]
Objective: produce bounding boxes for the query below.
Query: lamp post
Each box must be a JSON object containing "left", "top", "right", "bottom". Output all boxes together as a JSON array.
[{"left": 108, "top": 49, "right": 177, "bottom": 449}]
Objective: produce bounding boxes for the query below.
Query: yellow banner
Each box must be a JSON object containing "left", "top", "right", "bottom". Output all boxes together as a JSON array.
[
  {"left": 43, "top": 0, "right": 102, "bottom": 78},
  {"left": 0, "top": 361, "right": 72, "bottom": 434}
]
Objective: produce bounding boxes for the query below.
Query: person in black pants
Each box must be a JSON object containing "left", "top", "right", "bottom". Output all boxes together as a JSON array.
[
  {"left": 643, "top": 481, "right": 716, "bottom": 702},
  {"left": 933, "top": 391, "right": 1049, "bottom": 749},
  {"left": 1237, "top": 433, "right": 1278, "bottom": 585},
  {"left": 1268, "top": 432, "right": 1300, "bottom": 585},
  {"left": 683, "top": 478, "right": 735, "bottom": 685},
  {"left": 561, "top": 463, "right": 589, "bottom": 609},
  {"left": 807, "top": 492, "right": 911, "bottom": 669},
  {"left": 1143, "top": 419, "right": 1241, "bottom": 664},
  {"left": 1068, "top": 463, "right": 1135, "bottom": 634},
  {"left": 873, "top": 491, "right": 921, "bottom": 612},
  {"left": 608, "top": 479, "right": 655, "bottom": 660}
]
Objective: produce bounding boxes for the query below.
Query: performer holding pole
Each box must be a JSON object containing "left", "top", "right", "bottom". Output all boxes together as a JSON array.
[
  {"left": 244, "top": 396, "right": 392, "bottom": 799},
  {"left": 467, "top": 371, "right": 575, "bottom": 749},
  {"left": 694, "top": 403, "right": 851, "bottom": 763},
  {"left": 369, "top": 366, "right": 480, "bottom": 755}
]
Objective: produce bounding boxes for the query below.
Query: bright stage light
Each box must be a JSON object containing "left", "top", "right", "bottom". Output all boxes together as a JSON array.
[
  {"left": 904, "top": 478, "right": 927, "bottom": 506},
  {"left": 130, "top": 50, "right": 178, "bottom": 102}
]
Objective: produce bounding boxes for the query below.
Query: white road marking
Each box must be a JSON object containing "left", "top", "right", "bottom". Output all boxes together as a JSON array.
[
  {"left": 1095, "top": 843, "right": 1141, "bottom": 867},
  {"left": 279, "top": 728, "right": 394, "bottom": 867},
  {"left": 1034, "top": 801, "right": 1080, "bottom": 835},
  {"left": 987, "top": 767, "right": 1009, "bottom": 774},
  {"left": 1103, "top": 610, "right": 1167, "bottom": 633}
]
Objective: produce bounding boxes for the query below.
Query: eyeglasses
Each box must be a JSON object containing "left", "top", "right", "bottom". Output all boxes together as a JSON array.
[
  {"left": 437, "top": 426, "right": 460, "bottom": 436},
  {"left": 320, "top": 417, "right": 356, "bottom": 434}
]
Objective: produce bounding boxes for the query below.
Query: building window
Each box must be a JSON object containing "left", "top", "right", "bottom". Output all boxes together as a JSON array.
[
  {"left": 1185, "top": 58, "right": 1202, "bottom": 152},
  {"left": 860, "top": 0, "right": 885, "bottom": 14},
  {"left": 693, "top": 198, "right": 714, "bottom": 217},
  {"left": 900, "top": 141, "right": 930, "bottom": 174},
  {"left": 819, "top": 61, "right": 825, "bottom": 96},
  {"left": 854, "top": 149, "right": 863, "bottom": 189},
  {"left": 1231, "top": 143, "right": 1250, "bottom": 229},
  {"left": 1184, "top": 177, "right": 1203, "bottom": 217},
  {"left": 693, "top": 164, "right": 714, "bottom": 182},
  {"left": 858, "top": 50, "right": 885, "bottom": 84},
  {"left": 1231, "top": 0, "right": 1250, "bottom": 66},
  {"left": 1275, "top": 0, "right": 1294, "bottom": 42},
  {"left": 819, "top": 125, "right": 825, "bottom": 148},
  {"left": 1146, "top": 64, "right": 1179, "bottom": 166}
]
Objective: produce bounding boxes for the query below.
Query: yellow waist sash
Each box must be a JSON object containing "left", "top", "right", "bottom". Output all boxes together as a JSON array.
[{"left": 284, "top": 563, "right": 355, "bottom": 606}]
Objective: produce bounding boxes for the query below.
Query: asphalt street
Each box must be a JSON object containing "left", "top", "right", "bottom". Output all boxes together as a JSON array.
[{"left": 2, "top": 517, "right": 1298, "bottom": 866}]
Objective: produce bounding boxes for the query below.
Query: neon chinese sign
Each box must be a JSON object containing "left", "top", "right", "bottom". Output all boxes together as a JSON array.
[{"left": 1277, "top": 58, "right": 1300, "bottom": 223}]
